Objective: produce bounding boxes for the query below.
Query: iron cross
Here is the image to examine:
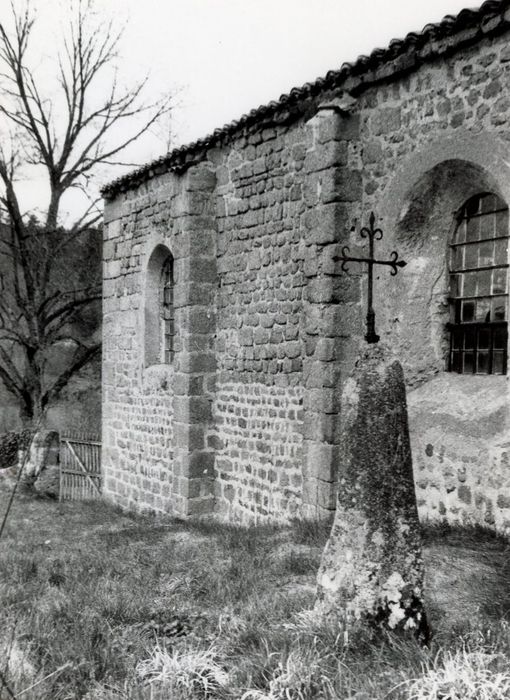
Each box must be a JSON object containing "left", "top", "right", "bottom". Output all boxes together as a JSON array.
[{"left": 333, "top": 212, "right": 407, "bottom": 344}]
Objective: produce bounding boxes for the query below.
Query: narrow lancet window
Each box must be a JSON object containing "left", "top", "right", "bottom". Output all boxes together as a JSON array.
[{"left": 160, "top": 256, "right": 174, "bottom": 364}]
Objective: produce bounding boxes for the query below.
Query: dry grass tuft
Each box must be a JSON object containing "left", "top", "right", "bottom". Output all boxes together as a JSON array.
[
  {"left": 404, "top": 648, "right": 510, "bottom": 699},
  {"left": 136, "top": 644, "right": 229, "bottom": 697}
]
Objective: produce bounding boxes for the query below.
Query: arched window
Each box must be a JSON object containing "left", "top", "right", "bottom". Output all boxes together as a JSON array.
[
  {"left": 145, "top": 245, "right": 174, "bottom": 366},
  {"left": 160, "top": 256, "right": 174, "bottom": 364},
  {"left": 449, "top": 193, "right": 509, "bottom": 374}
]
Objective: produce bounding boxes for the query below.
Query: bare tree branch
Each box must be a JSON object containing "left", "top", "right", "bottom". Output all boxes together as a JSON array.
[{"left": 0, "top": 0, "right": 173, "bottom": 427}]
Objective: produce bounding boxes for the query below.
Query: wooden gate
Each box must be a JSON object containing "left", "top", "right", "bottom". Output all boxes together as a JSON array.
[{"left": 59, "top": 433, "right": 102, "bottom": 501}]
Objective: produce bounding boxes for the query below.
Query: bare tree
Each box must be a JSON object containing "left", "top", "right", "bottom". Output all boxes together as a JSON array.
[{"left": 0, "top": 1, "right": 172, "bottom": 428}]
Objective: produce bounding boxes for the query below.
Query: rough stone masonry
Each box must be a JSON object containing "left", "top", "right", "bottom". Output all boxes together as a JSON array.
[{"left": 101, "top": 0, "right": 510, "bottom": 528}]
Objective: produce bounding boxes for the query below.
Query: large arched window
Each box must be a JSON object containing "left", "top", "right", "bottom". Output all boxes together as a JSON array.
[
  {"left": 449, "top": 193, "right": 509, "bottom": 374},
  {"left": 145, "top": 245, "right": 174, "bottom": 366}
]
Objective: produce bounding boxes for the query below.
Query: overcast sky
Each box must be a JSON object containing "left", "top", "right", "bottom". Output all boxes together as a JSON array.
[
  {"left": 120, "top": 0, "right": 474, "bottom": 150},
  {"left": 7, "top": 0, "right": 475, "bottom": 219}
]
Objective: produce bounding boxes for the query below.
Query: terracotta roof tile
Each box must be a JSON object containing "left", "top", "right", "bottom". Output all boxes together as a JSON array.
[{"left": 102, "top": 0, "right": 510, "bottom": 199}]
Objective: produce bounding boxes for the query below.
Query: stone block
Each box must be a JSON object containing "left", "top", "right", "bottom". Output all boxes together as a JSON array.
[
  {"left": 175, "top": 257, "right": 217, "bottom": 284},
  {"left": 303, "top": 411, "right": 337, "bottom": 442},
  {"left": 105, "top": 260, "right": 121, "bottom": 279},
  {"left": 303, "top": 203, "right": 352, "bottom": 245},
  {"left": 497, "top": 493, "right": 510, "bottom": 509},
  {"left": 303, "top": 442, "right": 337, "bottom": 482},
  {"left": 186, "top": 495, "right": 215, "bottom": 516},
  {"left": 304, "top": 170, "right": 362, "bottom": 207},
  {"left": 303, "top": 387, "right": 341, "bottom": 414},
  {"left": 363, "top": 141, "right": 384, "bottom": 164},
  {"left": 185, "top": 476, "right": 215, "bottom": 499},
  {"left": 315, "top": 337, "right": 337, "bottom": 362},
  {"left": 173, "top": 424, "right": 205, "bottom": 450},
  {"left": 322, "top": 303, "right": 362, "bottom": 338},
  {"left": 180, "top": 352, "right": 216, "bottom": 374},
  {"left": 305, "top": 141, "right": 348, "bottom": 173},
  {"left": 173, "top": 396, "right": 212, "bottom": 423},
  {"left": 322, "top": 170, "right": 363, "bottom": 204},
  {"left": 182, "top": 307, "right": 216, "bottom": 334},
  {"left": 239, "top": 327, "right": 254, "bottom": 346},
  {"left": 174, "top": 282, "right": 216, "bottom": 308},
  {"left": 253, "top": 327, "right": 271, "bottom": 345},
  {"left": 301, "top": 477, "right": 337, "bottom": 510},
  {"left": 184, "top": 166, "right": 216, "bottom": 192},
  {"left": 307, "top": 277, "right": 335, "bottom": 303},
  {"left": 370, "top": 107, "right": 402, "bottom": 135},
  {"left": 304, "top": 360, "right": 342, "bottom": 389},
  {"left": 188, "top": 451, "right": 216, "bottom": 477},
  {"left": 173, "top": 231, "right": 215, "bottom": 257}
]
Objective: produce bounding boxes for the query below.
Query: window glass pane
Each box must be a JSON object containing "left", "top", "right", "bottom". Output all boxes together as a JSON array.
[
  {"left": 494, "top": 327, "right": 507, "bottom": 350},
  {"left": 451, "top": 351, "right": 461, "bottom": 372},
  {"left": 163, "top": 287, "right": 172, "bottom": 305},
  {"left": 451, "top": 301, "right": 460, "bottom": 323},
  {"left": 450, "top": 274, "right": 461, "bottom": 298},
  {"left": 494, "top": 238, "right": 508, "bottom": 263},
  {"left": 463, "top": 352, "right": 474, "bottom": 373},
  {"left": 496, "top": 210, "right": 509, "bottom": 238},
  {"left": 475, "top": 299, "right": 490, "bottom": 322},
  {"left": 492, "top": 297, "right": 507, "bottom": 321},
  {"left": 466, "top": 197, "right": 480, "bottom": 217},
  {"left": 454, "top": 220, "right": 465, "bottom": 244},
  {"left": 452, "top": 329, "right": 463, "bottom": 349},
  {"left": 477, "top": 352, "right": 489, "bottom": 374},
  {"left": 479, "top": 212, "right": 495, "bottom": 239},
  {"left": 493, "top": 351, "right": 505, "bottom": 374},
  {"left": 478, "top": 328, "right": 490, "bottom": 349},
  {"left": 451, "top": 246, "right": 463, "bottom": 270},
  {"left": 480, "top": 194, "right": 496, "bottom": 214},
  {"left": 466, "top": 216, "right": 479, "bottom": 242},
  {"left": 461, "top": 300, "right": 475, "bottom": 322},
  {"left": 476, "top": 270, "right": 491, "bottom": 296},
  {"left": 464, "top": 244, "right": 478, "bottom": 268},
  {"left": 492, "top": 269, "right": 507, "bottom": 295},
  {"left": 463, "top": 272, "right": 476, "bottom": 296},
  {"left": 478, "top": 241, "right": 494, "bottom": 266},
  {"left": 464, "top": 328, "right": 476, "bottom": 349}
]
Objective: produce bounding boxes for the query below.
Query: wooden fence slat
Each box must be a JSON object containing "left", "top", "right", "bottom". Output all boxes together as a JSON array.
[
  {"left": 59, "top": 434, "right": 102, "bottom": 501},
  {"left": 64, "top": 440, "right": 101, "bottom": 495}
]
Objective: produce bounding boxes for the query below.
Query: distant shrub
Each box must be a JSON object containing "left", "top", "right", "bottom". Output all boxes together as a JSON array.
[{"left": 0, "top": 430, "right": 32, "bottom": 468}]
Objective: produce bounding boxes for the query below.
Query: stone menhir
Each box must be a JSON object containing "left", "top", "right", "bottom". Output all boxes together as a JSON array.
[
  {"left": 20, "top": 430, "right": 60, "bottom": 496},
  {"left": 316, "top": 344, "right": 428, "bottom": 640}
]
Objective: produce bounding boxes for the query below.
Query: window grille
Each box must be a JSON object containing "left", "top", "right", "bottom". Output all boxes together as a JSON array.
[
  {"left": 160, "top": 256, "right": 174, "bottom": 364},
  {"left": 448, "top": 193, "right": 509, "bottom": 374}
]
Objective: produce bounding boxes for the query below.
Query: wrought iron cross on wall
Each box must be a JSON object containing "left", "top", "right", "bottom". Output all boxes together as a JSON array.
[{"left": 333, "top": 212, "right": 407, "bottom": 344}]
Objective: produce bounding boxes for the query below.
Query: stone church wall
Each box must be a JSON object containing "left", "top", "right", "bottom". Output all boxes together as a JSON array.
[
  {"left": 102, "top": 126, "right": 313, "bottom": 520},
  {"left": 103, "top": 10, "right": 510, "bottom": 530},
  {"left": 355, "top": 31, "right": 510, "bottom": 528},
  {"left": 210, "top": 124, "right": 307, "bottom": 520}
]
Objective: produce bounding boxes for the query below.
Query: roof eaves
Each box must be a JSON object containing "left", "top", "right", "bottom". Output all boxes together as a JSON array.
[{"left": 101, "top": 0, "right": 510, "bottom": 200}]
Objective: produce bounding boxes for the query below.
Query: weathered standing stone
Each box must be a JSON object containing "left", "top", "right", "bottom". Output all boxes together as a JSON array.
[
  {"left": 316, "top": 344, "right": 428, "bottom": 639},
  {"left": 19, "top": 431, "right": 60, "bottom": 498}
]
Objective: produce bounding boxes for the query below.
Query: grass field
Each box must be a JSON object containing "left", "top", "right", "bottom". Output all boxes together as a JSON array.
[{"left": 1, "top": 483, "right": 510, "bottom": 699}]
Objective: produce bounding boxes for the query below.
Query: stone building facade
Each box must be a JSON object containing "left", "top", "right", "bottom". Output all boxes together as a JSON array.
[{"left": 102, "top": 0, "right": 510, "bottom": 529}]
